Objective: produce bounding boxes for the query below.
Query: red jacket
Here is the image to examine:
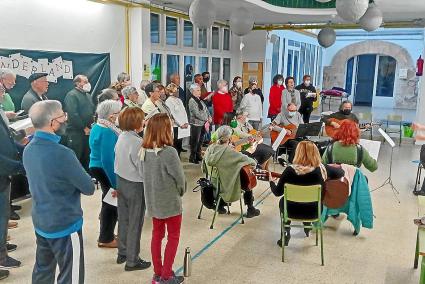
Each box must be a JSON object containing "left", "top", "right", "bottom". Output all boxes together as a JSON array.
[
  {"left": 268, "top": 84, "right": 284, "bottom": 116},
  {"left": 212, "top": 92, "right": 233, "bottom": 125}
]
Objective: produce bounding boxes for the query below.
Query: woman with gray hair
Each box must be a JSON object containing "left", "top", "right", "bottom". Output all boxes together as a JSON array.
[
  {"left": 89, "top": 100, "right": 122, "bottom": 248},
  {"left": 122, "top": 86, "right": 140, "bottom": 108},
  {"left": 188, "top": 83, "right": 211, "bottom": 164}
]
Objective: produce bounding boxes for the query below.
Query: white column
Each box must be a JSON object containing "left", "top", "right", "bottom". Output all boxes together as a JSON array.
[
  {"left": 129, "top": 7, "right": 151, "bottom": 87},
  {"left": 415, "top": 29, "right": 425, "bottom": 144}
]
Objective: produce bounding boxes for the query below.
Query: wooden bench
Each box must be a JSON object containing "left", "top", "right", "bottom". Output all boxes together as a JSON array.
[{"left": 414, "top": 196, "right": 425, "bottom": 283}]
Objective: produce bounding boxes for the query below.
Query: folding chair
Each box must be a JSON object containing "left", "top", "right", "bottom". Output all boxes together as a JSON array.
[
  {"left": 384, "top": 114, "right": 403, "bottom": 146},
  {"left": 281, "top": 184, "right": 324, "bottom": 265},
  {"left": 414, "top": 145, "right": 425, "bottom": 192},
  {"left": 197, "top": 165, "right": 244, "bottom": 229}
]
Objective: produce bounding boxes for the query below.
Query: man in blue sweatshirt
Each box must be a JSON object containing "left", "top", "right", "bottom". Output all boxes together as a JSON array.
[{"left": 23, "top": 100, "right": 95, "bottom": 284}]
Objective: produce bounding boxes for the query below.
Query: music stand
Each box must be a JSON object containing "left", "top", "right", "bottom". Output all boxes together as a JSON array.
[
  {"left": 295, "top": 122, "right": 323, "bottom": 138},
  {"left": 371, "top": 128, "right": 400, "bottom": 203}
]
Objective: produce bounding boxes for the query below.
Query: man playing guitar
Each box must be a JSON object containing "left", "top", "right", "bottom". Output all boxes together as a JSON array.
[
  {"left": 322, "top": 100, "right": 359, "bottom": 133},
  {"left": 270, "top": 103, "right": 304, "bottom": 164}
]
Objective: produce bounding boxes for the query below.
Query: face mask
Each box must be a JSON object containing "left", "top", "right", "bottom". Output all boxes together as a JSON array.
[
  {"left": 203, "top": 77, "right": 210, "bottom": 83},
  {"left": 277, "top": 80, "right": 283, "bottom": 86},
  {"left": 82, "top": 83, "right": 92, "bottom": 93},
  {"left": 230, "top": 120, "right": 238, "bottom": 128},
  {"left": 304, "top": 80, "right": 311, "bottom": 86},
  {"left": 342, "top": 109, "right": 352, "bottom": 115},
  {"left": 236, "top": 82, "right": 242, "bottom": 88},
  {"left": 54, "top": 121, "right": 67, "bottom": 136},
  {"left": 288, "top": 111, "right": 297, "bottom": 117}
]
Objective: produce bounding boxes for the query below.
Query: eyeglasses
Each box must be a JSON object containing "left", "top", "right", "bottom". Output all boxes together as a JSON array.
[{"left": 51, "top": 112, "right": 67, "bottom": 122}]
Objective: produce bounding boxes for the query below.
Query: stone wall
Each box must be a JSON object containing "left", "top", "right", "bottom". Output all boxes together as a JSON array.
[{"left": 323, "top": 40, "right": 417, "bottom": 109}]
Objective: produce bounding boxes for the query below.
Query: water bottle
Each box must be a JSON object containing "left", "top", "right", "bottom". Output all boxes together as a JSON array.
[{"left": 183, "top": 247, "right": 192, "bottom": 277}]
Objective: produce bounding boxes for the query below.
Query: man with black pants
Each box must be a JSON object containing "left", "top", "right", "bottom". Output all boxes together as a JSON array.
[
  {"left": 0, "top": 84, "right": 23, "bottom": 279},
  {"left": 23, "top": 100, "right": 95, "bottom": 283},
  {"left": 64, "top": 75, "right": 95, "bottom": 170},
  {"left": 296, "top": 75, "right": 317, "bottom": 123}
]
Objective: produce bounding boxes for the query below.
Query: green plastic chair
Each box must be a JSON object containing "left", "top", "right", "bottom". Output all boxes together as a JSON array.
[
  {"left": 197, "top": 165, "right": 244, "bottom": 229},
  {"left": 355, "top": 112, "right": 373, "bottom": 140},
  {"left": 385, "top": 114, "right": 403, "bottom": 146},
  {"left": 281, "top": 184, "right": 324, "bottom": 265}
]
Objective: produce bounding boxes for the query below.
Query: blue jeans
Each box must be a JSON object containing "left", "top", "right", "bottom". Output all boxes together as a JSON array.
[{"left": 0, "top": 176, "right": 10, "bottom": 263}]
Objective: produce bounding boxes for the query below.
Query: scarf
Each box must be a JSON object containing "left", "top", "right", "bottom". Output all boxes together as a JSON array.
[
  {"left": 97, "top": 118, "right": 122, "bottom": 136},
  {"left": 191, "top": 95, "right": 204, "bottom": 111},
  {"left": 290, "top": 163, "right": 327, "bottom": 181}
]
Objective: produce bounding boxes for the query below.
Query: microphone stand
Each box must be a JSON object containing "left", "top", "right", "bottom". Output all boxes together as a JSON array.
[{"left": 371, "top": 145, "right": 400, "bottom": 203}]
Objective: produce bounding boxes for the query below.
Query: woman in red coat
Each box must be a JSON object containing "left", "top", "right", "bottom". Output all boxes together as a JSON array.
[
  {"left": 268, "top": 74, "right": 285, "bottom": 120},
  {"left": 212, "top": 79, "right": 233, "bottom": 126}
]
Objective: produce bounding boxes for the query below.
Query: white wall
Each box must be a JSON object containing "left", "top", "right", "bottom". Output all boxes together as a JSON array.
[{"left": 0, "top": 0, "right": 126, "bottom": 81}]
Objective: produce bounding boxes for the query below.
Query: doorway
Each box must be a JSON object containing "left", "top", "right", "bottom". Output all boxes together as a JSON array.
[{"left": 242, "top": 62, "right": 263, "bottom": 90}]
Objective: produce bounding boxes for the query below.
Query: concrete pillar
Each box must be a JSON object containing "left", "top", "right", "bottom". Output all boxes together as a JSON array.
[
  {"left": 129, "top": 7, "right": 151, "bottom": 88},
  {"left": 415, "top": 29, "right": 425, "bottom": 143}
]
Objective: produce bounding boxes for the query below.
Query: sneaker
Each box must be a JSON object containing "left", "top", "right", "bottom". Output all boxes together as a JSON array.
[
  {"left": 124, "top": 259, "right": 151, "bottom": 271},
  {"left": 414, "top": 190, "right": 425, "bottom": 196},
  {"left": 152, "top": 274, "right": 161, "bottom": 284},
  {"left": 116, "top": 255, "right": 126, "bottom": 264},
  {"left": 7, "top": 243, "right": 17, "bottom": 253},
  {"left": 304, "top": 228, "right": 311, "bottom": 237},
  {"left": 217, "top": 207, "right": 227, "bottom": 214},
  {"left": 277, "top": 232, "right": 291, "bottom": 247},
  {"left": 0, "top": 256, "right": 21, "bottom": 269},
  {"left": 160, "top": 275, "right": 185, "bottom": 284},
  {"left": 0, "top": 269, "right": 9, "bottom": 280},
  {"left": 188, "top": 158, "right": 199, "bottom": 164},
  {"left": 98, "top": 239, "right": 118, "bottom": 248},
  {"left": 9, "top": 211, "right": 20, "bottom": 221},
  {"left": 277, "top": 156, "right": 287, "bottom": 167},
  {"left": 245, "top": 207, "right": 260, "bottom": 218}
]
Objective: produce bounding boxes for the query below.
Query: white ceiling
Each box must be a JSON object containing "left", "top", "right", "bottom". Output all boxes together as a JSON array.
[{"left": 149, "top": 0, "right": 425, "bottom": 25}]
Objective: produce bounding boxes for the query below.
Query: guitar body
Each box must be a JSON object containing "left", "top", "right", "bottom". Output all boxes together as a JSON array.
[
  {"left": 240, "top": 165, "right": 257, "bottom": 190},
  {"left": 270, "top": 124, "right": 297, "bottom": 145},
  {"left": 325, "top": 118, "right": 343, "bottom": 139}
]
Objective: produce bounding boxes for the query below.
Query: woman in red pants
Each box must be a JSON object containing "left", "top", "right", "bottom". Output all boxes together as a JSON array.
[{"left": 140, "top": 113, "right": 186, "bottom": 284}]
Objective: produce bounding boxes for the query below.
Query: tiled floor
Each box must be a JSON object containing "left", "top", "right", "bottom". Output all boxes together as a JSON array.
[{"left": 3, "top": 143, "right": 423, "bottom": 284}]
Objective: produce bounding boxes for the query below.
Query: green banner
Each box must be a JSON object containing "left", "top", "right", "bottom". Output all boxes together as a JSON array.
[{"left": 0, "top": 48, "right": 111, "bottom": 109}]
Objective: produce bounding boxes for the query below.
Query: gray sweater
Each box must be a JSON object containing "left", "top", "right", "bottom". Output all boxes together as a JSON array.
[
  {"left": 188, "top": 97, "right": 210, "bottom": 126},
  {"left": 114, "top": 131, "right": 144, "bottom": 182},
  {"left": 141, "top": 146, "right": 186, "bottom": 219}
]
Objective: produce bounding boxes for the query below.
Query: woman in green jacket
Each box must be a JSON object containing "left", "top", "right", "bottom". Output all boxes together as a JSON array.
[{"left": 322, "top": 119, "right": 378, "bottom": 172}]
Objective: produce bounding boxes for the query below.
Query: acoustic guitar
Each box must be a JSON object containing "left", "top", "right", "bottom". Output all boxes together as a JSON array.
[
  {"left": 232, "top": 124, "right": 270, "bottom": 153},
  {"left": 325, "top": 118, "right": 382, "bottom": 139},
  {"left": 270, "top": 124, "right": 298, "bottom": 146},
  {"left": 240, "top": 165, "right": 257, "bottom": 190}
]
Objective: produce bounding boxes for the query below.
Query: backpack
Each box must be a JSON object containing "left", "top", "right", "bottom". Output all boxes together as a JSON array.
[
  {"left": 326, "top": 142, "right": 363, "bottom": 168},
  {"left": 193, "top": 178, "right": 216, "bottom": 210}
]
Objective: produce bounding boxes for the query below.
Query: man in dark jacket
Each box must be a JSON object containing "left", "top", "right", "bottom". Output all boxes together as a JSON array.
[
  {"left": 296, "top": 75, "right": 317, "bottom": 123},
  {"left": 24, "top": 100, "right": 95, "bottom": 284},
  {"left": 64, "top": 75, "right": 95, "bottom": 170},
  {"left": 0, "top": 87, "right": 24, "bottom": 279},
  {"left": 21, "top": 73, "right": 49, "bottom": 114},
  {"left": 321, "top": 100, "right": 359, "bottom": 129}
]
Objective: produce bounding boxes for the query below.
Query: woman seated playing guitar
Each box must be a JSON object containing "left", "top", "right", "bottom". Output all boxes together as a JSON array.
[
  {"left": 210, "top": 112, "right": 274, "bottom": 170},
  {"left": 322, "top": 119, "right": 377, "bottom": 172},
  {"left": 204, "top": 126, "right": 261, "bottom": 218},
  {"left": 269, "top": 141, "right": 345, "bottom": 247}
]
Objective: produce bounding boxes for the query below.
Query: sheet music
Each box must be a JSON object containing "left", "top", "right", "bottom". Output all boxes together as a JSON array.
[
  {"left": 103, "top": 188, "right": 117, "bottom": 207},
  {"left": 378, "top": 128, "right": 396, "bottom": 148},
  {"left": 359, "top": 139, "right": 381, "bottom": 161},
  {"left": 178, "top": 125, "right": 190, "bottom": 139},
  {"left": 9, "top": 118, "right": 32, "bottom": 131},
  {"left": 272, "top": 127, "right": 287, "bottom": 151}
]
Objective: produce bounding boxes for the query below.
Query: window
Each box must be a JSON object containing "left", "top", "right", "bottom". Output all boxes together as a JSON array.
[
  {"left": 212, "top": 27, "right": 220, "bottom": 50},
  {"left": 184, "top": 56, "right": 195, "bottom": 85},
  {"left": 287, "top": 50, "right": 293, "bottom": 78},
  {"left": 183, "top": 21, "right": 193, "bottom": 47},
  {"left": 166, "top": 55, "right": 180, "bottom": 84},
  {"left": 166, "top": 17, "right": 178, "bottom": 45},
  {"left": 211, "top": 57, "right": 221, "bottom": 90},
  {"left": 198, "top": 28, "right": 207, "bottom": 48},
  {"left": 271, "top": 35, "right": 280, "bottom": 81},
  {"left": 199, "top": 57, "right": 209, "bottom": 73},
  {"left": 345, "top": 57, "right": 355, "bottom": 95},
  {"left": 376, "top": 56, "right": 396, "bottom": 97},
  {"left": 293, "top": 50, "right": 299, "bottom": 83},
  {"left": 309, "top": 45, "right": 316, "bottom": 83},
  {"left": 223, "top": 58, "right": 231, "bottom": 84},
  {"left": 280, "top": 39, "right": 286, "bottom": 75},
  {"left": 223, "top": 29, "right": 230, "bottom": 51},
  {"left": 150, "top": 13, "right": 160, "bottom": 44},
  {"left": 151, "top": 53, "right": 162, "bottom": 81},
  {"left": 300, "top": 43, "right": 306, "bottom": 81}
]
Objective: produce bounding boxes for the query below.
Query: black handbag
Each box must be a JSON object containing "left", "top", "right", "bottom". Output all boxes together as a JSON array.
[{"left": 193, "top": 178, "right": 216, "bottom": 209}]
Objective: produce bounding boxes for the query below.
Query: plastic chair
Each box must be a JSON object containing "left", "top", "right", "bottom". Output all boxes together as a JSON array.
[
  {"left": 414, "top": 145, "right": 425, "bottom": 192},
  {"left": 384, "top": 114, "right": 403, "bottom": 146},
  {"left": 356, "top": 112, "right": 373, "bottom": 140},
  {"left": 197, "top": 165, "right": 244, "bottom": 229},
  {"left": 281, "top": 184, "right": 324, "bottom": 265}
]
